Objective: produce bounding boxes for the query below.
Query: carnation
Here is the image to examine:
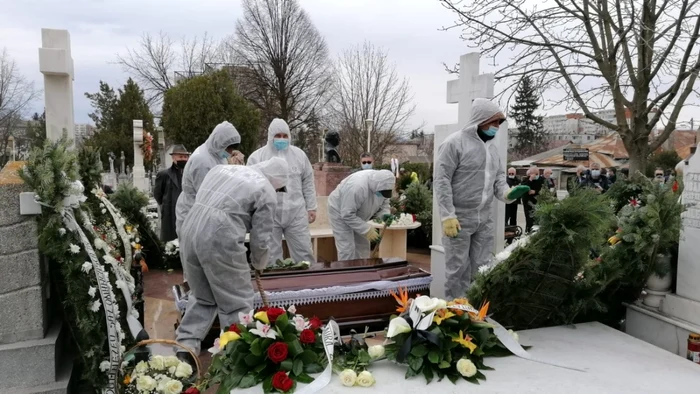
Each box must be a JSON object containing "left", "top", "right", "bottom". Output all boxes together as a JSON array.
[
  {"left": 81, "top": 262, "right": 92, "bottom": 274},
  {"left": 69, "top": 244, "right": 81, "bottom": 254},
  {"left": 90, "top": 300, "right": 101, "bottom": 312}
]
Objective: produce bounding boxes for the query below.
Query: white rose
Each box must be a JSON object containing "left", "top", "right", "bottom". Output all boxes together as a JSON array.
[
  {"left": 368, "top": 345, "right": 385, "bottom": 359},
  {"left": 164, "top": 356, "right": 180, "bottom": 368},
  {"left": 134, "top": 361, "right": 149, "bottom": 374},
  {"left": 339, "top": 369, "right": 357, "bottom": 387},
  {"left": 162, "top": 379, "right": 183, "bottom": 394},
  {"left": 386, "top": 316, "right": 412, "bottom": 338},
  {"left": 413, "top": 295, "right": 442, "bottom": 313},
  {"left": 168, "top": 366, "right": 176, "bottom": 375},
  {"left": 356, "top": 370, "right": 375, "bottom": 387},
  {"left": 135, "top": 375, "right": 157, "bottom": 392},
  {"left": 456, "top": 358, "right": 477, "bottom": 377},
  {"left": 175, "top": 361, "right": 193, "bottom": 378},
  {"left": 149, "top": 355, "right": 166, "bottom": 370},
  {"left": 508, "top": 329, "right": 519, "bottom": 343}
]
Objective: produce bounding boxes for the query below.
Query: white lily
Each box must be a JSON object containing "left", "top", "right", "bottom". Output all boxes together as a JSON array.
[
  {"left": 408, "top": 299, "right": 437, "bottom": 331},
  {"left": 249, "top": 321, "right": 278, "bottom": 339},
  {"left": 238, "top": 310, "right": 254, "bottom": 325},
  {"left": 386, "top": 317, "right": 412, "bottom": 338}
]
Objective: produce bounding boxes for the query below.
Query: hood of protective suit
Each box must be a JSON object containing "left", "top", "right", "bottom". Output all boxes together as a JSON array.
[
  {"left": 367, "top": 169, "right": 396, "bottom": 192},
  {"left": 465, "top": 98, "right": 504, "bottom": 133},
  {"left": 250, "top": 157, "right": 289, "bottom": 190},
  {"left": 205, "top": 121, "right": 241, "bottom": 155},
  {"left": 267, "top": 118, "right": 293, "bottom": 145}
]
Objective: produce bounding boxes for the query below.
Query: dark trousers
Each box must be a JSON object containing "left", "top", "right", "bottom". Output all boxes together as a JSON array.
[
  {"left": 505, "top": 202, "right": 518, "bottom": 226},
  {"left": 523, "top": 199, "right": 536, "bottom": 233}
]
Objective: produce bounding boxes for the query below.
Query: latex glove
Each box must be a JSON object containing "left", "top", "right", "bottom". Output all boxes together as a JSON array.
[
  {"left": 366, "top": 228, "right": 381, "bottom": 242},
  {"left": 228, "top": 151, "right": 245, "bottom": 165},
  {"left": 506, "top": 185, "right": 531, "bottom": 200},
  {"left": 442, "top": 218, "right": 461, "bottom": 238},
  {"left": 308, "top": 210, "right": 316, "bottom": 223}
]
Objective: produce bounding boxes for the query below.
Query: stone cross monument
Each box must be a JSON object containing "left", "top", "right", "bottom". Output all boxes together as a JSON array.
[
  {"left": 38, "top": 29, "right": 75, "bottom": 146},
  {"left": 429, "top": 53, "right": 508, "bottom": 298},
  {"left": 132, "top": 120, "right": 148, "bottom": 192}
]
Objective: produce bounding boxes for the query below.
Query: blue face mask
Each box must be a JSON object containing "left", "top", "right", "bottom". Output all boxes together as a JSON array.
[
  {"left": 218, "top": 151, "right": 230, "bottom": 160},
  {"left": 375, "top": 191, "right": 384, "bottom": 198},
  {"left": 273, "top": 138, "right": 289, "bottom": 150},
  {"left": 483, "top": 126, "right": 499, "bottom": 137},
  {"left": 361, "top": 163, "right": 373, "bottom": 170}
]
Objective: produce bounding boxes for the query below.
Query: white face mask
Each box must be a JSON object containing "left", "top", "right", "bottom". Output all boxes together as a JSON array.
[{"left": 508, "top": 175, "right": 515, "bottom": 179}]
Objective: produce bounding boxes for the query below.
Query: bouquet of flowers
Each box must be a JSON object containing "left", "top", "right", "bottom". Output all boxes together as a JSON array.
[
  {"left": 201, "top": 305, "right": 327, "bottom": 393},
  {"left": 164, "top": 239, "right": 180, "bottom": 267},
  {"left": 332, "top": 329, "right": 384, "bottom": 388},
  {"left": 121, "top": 354, "right": 197, "bottom": 394},
  {"left": 384, "top": 289, "right": 518, "bottom": 385}
]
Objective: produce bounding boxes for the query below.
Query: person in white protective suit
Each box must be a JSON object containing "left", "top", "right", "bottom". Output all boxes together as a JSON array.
[
  {"left": 327, "top": 169, "right": 396, "bottom": 261},
  {"left": 434, "top": 98, "right": 530, "bottom": 299},
  {"left": 175, "top": 158, "right": 288, "bottom": 357},
  {"left": 175, "top": 121, "right": 241, "bottom": 236},
  {"left": 247, "top": 119, "right": 317, "bottom": 264}
]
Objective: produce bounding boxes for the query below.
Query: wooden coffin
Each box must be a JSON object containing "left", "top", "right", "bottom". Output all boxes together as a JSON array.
[{"left": 174, "top": 258, "right": 431, "bottom": 338}]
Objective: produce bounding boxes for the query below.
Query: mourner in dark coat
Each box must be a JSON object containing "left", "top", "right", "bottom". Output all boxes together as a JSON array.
[
  {"left": 521, "top": 167, "right": 545, "bottom": 233},
  {"left": 505, "top": 167, "right": 521, "bottom": 226},
  {"left": 154, "top": 145, "right": 190, "bottom": 242}
]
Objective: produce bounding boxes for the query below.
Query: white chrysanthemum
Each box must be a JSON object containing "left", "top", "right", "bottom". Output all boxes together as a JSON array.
[
  {"left": 58, "top": 228, "right": 66, "bottom": 236},
  {"left": 69, "top": 244, "right": 81, "bottom": 254},
  {"left": 339, "top": 369, "right": 357, "bottom": 387},
  {"left": 81, "top": 262, "right": 92, "bottom": 274},
  {"left": 94, "top": 238, "right": 107, "bottom": 251},
  {"left": 90, "top": 300, "right": 101, "bottom": 312},
  {"left": 456, "top": 358, "right": 477, "bottom": 377},
  {"left": 99, "top": 360, "right": 111, "bottom": 372},
  {"left": 115, "top": 280, "right": 126, "bottom": 292},
  {"left": 103, "top": 254, "right": 117, "bottom": 265},
  {"left": 88, "top": 286, "right": 97, "bottom": 297}
]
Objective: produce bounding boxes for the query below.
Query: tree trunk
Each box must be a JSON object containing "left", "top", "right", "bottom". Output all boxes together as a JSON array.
[{"left": 626, "top": 141, "right": 649, "bottom": 176}]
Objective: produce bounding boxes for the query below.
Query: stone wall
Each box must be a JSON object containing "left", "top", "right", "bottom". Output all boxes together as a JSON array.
[{"left": 313, "top": 162, "right": 352, "bottom": 196}]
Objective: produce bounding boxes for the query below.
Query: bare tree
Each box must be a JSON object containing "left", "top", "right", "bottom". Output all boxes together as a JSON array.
[
  {"left": 0, "top": 48, "right": 39, "bottom": 166},
  {"left": 229, "top": 0, "right": 332, "bottom": 140},
  {"left": 330, "top": 41, "right": 416, "bottom": 164},
  {"left": 115, "top": 31, "right": 218, "bottom": 108},
  {"left": 439, "top": 0, "right": 700, "bottom": 173}
]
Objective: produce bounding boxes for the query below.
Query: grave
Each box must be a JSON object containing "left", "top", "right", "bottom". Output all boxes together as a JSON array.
[
  {"left": 429, "top": 53, "right": 507, "bottom": 299},
  {"left": 39, "top": 29, "right": 75, "bottom": 146},
  {"left": 132, "top": 119, "right": 149, "bottom": 192},
  {"left": 625, "top": 150, "right": 700, "bottom": 356}
]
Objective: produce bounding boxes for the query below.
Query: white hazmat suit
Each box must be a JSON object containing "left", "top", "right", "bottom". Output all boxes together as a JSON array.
[
  {"left": 247, "top": 119, "right": 317, "bottom": 264},
  {"left": 175, "top": 158, "right": 288, "bottom": 354},
  {"left": 328, "top": 169, "right": 395, "bottom": 260},
  {"left": 434, "top": 98, "right": 512, "bottom": 299},
  {"left": 175, "top": 121, "right": 241, "bottom": 235}
]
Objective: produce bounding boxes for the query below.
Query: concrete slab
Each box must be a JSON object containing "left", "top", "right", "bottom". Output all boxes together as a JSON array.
[{"left": 233, "top": 322, "right": 700, "bottom": 393}]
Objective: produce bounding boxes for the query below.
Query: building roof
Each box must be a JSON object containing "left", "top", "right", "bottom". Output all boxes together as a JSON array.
[
  {"left": 534, "top": 151, "right": 622, "bottom": 168},
  {"left": 583, "top": 133, "right": 628, "bottom": 159}
]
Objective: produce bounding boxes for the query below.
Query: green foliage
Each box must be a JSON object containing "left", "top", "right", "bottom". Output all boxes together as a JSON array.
[
  {"left": 84, "top": 79, "right": 155, "bottom": 171},
  {"left": 511, "top": 76, "right": 545, "bottom": 155},
  {"left": 398, "top": 182, "right": 433, "bottom": 246},
  {"left": 24, "top": 112, "right": 47, "bottom": 150},
  {"left": 645, "top": 150, "right": 681, "bottom": 177},
  {"left": 78, "top": 145, "right": 104, "bottom": 190},
  {"left": 19, "top": 136, "right": 136, "bottom": 390},
  {"left": 468, "top": 190, "right": 615, "bottom": 329},
  {"left": 110, "top": 183, "right": 165, "bottom": 269},
  {"left": 162, "top": 70, "right": 261, "bottom": 157}
]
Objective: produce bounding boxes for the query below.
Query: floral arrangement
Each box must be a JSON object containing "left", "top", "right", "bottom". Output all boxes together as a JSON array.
[
  {"left": 201, "top": 305, "right": 327, "bottom": 393},
  {"left": 142, "top": 131, "right": 153, "bottom": 163},
  {"left": 164, "top": 239, "right": 180, "bottom": 267},
  {"left": 384, "top": 289, "right": 517, "bottom": 385},
  {"left": 333, "top": 330, "right": 384, "bottom": 388},
  {"left": 121, "top": 355, "right": 197, "bottom": 394}
]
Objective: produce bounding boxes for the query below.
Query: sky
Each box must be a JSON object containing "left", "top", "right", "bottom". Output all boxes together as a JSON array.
[{"left": 1, "top": 0, "right": 699, "bottom": 133}]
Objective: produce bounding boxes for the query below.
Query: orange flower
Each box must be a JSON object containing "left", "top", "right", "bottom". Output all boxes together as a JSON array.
[
  {"left": 468, "top": 301, "right": 490, "bottom": 322},
  {"left": 447, "top": 298, "right": 471, "bottom": 316},
  {"left": 123, "top": 375, "right": 131, "bottom": 385},
  {"left": 389, "top": 286, "right": 409, "bottom": 313}
]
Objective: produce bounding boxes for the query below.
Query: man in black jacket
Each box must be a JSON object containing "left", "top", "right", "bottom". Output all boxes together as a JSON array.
[
  {"left": 154, "top": 145, "right": 190, "bottom": 242},
  {"left": 505, "top": 167, "right": 520, "bottom": 226},
  {"left": 521, "top": 166, "right": 545, "bottom": 233}
]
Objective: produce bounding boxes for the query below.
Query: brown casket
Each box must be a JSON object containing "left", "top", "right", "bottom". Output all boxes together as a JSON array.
[{"left": 174, "top": 258, "right": 431, "bottom": 337}]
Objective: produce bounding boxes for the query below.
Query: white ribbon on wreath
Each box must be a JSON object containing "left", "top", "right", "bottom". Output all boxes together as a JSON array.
[{"left": 294, "top": 320, "right": 341, "bottom": 394}]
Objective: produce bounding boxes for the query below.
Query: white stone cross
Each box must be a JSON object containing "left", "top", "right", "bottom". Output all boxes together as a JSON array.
[
  {"left": 430, "top": 53, "right": 509, "bottom": 298},
  {"left": 132, "top": 120, "right": 149, "bottom": 192},
  {"left": 38, "top": 29, "right": 75, "bottom": 146}
]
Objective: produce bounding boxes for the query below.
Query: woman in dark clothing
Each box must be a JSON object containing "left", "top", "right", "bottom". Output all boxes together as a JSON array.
[
  {"left": 505, "top": 167, "right": 521, "bottom": 226},
  {"left": 521, "top": 167, "right": 545, "bottom": 233}
]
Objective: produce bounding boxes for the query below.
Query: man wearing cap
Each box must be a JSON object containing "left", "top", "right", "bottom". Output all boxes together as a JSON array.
[{"left": 154, "top": 144, "right": 190, "bottom": 242}]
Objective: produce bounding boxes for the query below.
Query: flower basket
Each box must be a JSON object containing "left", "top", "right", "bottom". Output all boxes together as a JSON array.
[{"left": 119, "top": 339, "right": 201, "bottom": 394}]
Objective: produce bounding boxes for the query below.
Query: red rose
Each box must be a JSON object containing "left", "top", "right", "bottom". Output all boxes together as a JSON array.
[
  {"left": 267, "top": 342, "right": 289, "bottom": 363},
  {"left": 257, "top": 306, "right": 269, "bottom": 312},
  {"left": 271, "top": 371, "right": 294, "bottom": 392},
  {"left": 308, "top": 316, "right": 322, "bottom": 330},
  {"left": 267, "top": 307, "right": 286, "bottom": 323},
  {"left": 183, "top": 388, "right": 200, "bottom": 394},
  {"left": 228, "top": 324, "right": 241, "bottom": 334},
  {"left": 299, "top": 329, "right": 316, "bottom": 344}
]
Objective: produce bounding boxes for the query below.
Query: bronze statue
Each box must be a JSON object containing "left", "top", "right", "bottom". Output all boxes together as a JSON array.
[{"left": 324, "top": 130, "right": 341, "bottom": 163}]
